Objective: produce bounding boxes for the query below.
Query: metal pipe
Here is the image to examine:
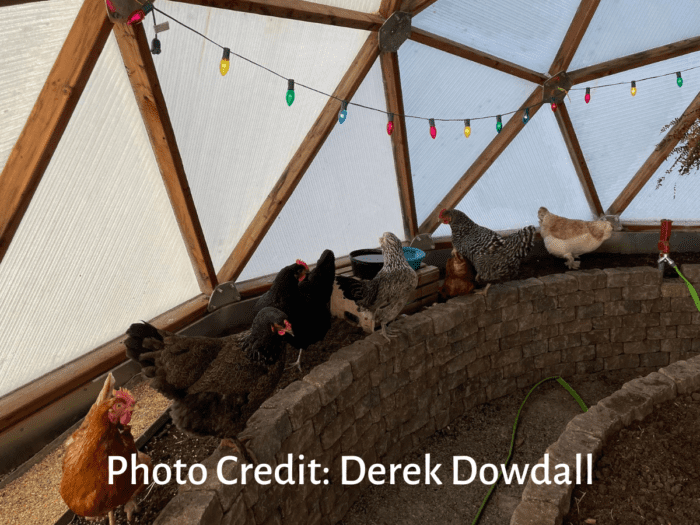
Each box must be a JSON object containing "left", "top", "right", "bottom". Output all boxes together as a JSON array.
[{"left": 658, "top": 219, "right": 673, "bottom": 272}]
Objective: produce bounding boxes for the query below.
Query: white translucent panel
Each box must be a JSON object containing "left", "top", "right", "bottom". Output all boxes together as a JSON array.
[
  {"left": 413, "top": 0, "right": 580, "bottom": 74},
  {"left": 239, "top": 60, "right": 404, "bottom": 281},
  {"left": 143, "top": 1, "right": 369, "bottom": 272},
  {"left": 570, "top": 0, "right": 700, "bottom": 71},
  {"left": 0, "top": 35, "right": 200, "bottom": 398},
  {"left": 567, "top": 52, "right": 700, "bottom": 212},
  {"left": 399, "top": 40, "right": 537, "bottom": 225},
  {"left": 433, "top": 109, "right": 592, "bottom": 237},
  {"left": 621, "top": 158, "right": 700, "bottom": 223},
  {"left": 302, "top": 0, "right": 381, "bottom": 11},
  {"left": 0, "top": 0, "right": 82, "bottom": 173}
]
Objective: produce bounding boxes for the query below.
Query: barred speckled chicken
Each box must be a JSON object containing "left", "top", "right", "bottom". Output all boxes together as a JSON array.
[
  {"left": 336, "top": 232, "right": 417, "bottom": 341},
  {"left": 124, "top": 307, "right": 293, "bottom": 462},
  {"left": 439, "top": 208, "right": 536, "bottom": 296}
]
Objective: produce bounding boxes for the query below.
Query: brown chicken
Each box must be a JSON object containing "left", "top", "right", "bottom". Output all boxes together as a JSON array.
[
  {"left": 60, "top": 373, "right": 151, "bottom": 525},
  {"left": 440, "top": 249, "right": 475, "bottom": 299},
  {"left": 538, "top": 207, "right": 613, "bottom": 269}
]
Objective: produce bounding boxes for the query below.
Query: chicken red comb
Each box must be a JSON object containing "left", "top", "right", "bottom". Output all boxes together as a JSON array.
[
  {"left": 113, "top": 388, "right": 135, "bottom": 406},
  {"left": 284, "top": 320, "right": 292, "bottom": 331},
  {"left": 439, "top": 208, "right": 446, "bottom": 218},
  {"left": 296, "top": 259, "right": 308, "bottom": 270}
]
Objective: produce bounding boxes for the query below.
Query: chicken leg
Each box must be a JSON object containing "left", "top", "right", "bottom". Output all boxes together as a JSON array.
[
  {"left": 472, "top": 283, "right": 491, "bottom": 297},
  {"left": 285, "top": 350, "right": 303, "bottom": 373},
  {"left": 564, "top": 254, "right": 580, "bottom": 269}
]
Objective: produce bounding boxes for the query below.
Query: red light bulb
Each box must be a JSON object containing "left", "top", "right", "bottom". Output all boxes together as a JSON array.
[
  {"left": 585, "top": 87, "right": 590, "bottom": 104},
  {"left": 429, "top": 118, "right": 436, "bottom": 139},
  {"left": 551, "top": 98, "right": 557, "bottom": 112},
  {"left": 127, "top": 9, "right": 145, "bottom": 24},
  {"left": 387, "top": 121, "right": 394, "bottom": 136}
]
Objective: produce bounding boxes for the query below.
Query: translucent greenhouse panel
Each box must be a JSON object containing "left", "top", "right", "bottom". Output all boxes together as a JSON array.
[
  {"left": 238, "top": 60, "right": 404, "bottom": 281},
  {"left": 413, "top": 0, "right": 579, "bottom": 74},
  {"left": 398, "top": 40, "right": 537, "bottom": 226},
  {"left": 621, "top": 158, "right": 700, "bottom": 224},
  {"left": 433, "top": 108, "right": 592, "bottom": 238},
  {"left": 570, "top": 0, "right": 700, "bottom": 71},
  {"left": 142, "top": 1, "right": 370, "bottom": 272},
  {"left": 566, "top": 52, "right": 700, "bottom": 212},
  {"left": 302, "top": 0, "right": 381, "bottom": 11},
  {"left": 0, "top": 0, "right": 82, "bottom": 173},
  {"left": 0, "top": 35, "right": 200, "bottom": 398}
]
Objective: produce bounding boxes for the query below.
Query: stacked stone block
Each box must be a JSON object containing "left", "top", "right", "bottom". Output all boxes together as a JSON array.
[{"left": 153, "top": 265, "right": 700, "bottom": 525}]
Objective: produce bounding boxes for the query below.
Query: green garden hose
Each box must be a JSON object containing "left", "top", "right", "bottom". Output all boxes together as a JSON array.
[{"left": 470, "top": 376, "right": 587, "bottom": 525}]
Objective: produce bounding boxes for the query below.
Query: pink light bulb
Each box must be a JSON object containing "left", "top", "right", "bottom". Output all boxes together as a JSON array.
[
  {"left": 387, "top": 121, "right": 394, "bottom": 136},
  {"left": 430, "top": 126, "right": 436, "bottom": 139}
]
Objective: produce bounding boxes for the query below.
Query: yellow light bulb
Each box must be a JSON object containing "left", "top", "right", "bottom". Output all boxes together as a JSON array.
[
  {"left": 220, "top": 48, "right": 231, "bottom": 77},
  {"left": 631, "top": 86, "right": 636, "bottom": 96},
  {"left": 463, "top": 119, "right": 471, "bottom": 138}
]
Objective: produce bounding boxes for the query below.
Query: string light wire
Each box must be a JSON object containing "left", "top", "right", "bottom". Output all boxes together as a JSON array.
[{"left": 152, "top": 6, "right": 700, "bottom": 125}]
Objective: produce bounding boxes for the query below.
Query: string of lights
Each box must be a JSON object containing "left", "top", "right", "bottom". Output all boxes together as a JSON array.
[{"left": 147, "top": 4, "right": 700, "bottom": 139}]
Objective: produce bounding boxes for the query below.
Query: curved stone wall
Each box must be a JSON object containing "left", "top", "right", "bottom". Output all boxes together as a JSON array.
[{"left": 153, "top": 265, "right": 700, "bottom": 525}]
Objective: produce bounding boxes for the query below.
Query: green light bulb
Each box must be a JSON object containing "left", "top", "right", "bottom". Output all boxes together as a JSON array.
[
  {"left": 496, "top": 115, "right": 502, "bottom": 133},
  {"left": 677, "top": 72, "right": 683, "bottom": 87},
  {"left": 286, "top": 79, "right": 295, "bottom": 106}
]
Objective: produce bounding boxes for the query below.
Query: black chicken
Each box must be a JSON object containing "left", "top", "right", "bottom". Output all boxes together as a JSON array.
[
  {"left": 439, "top": 208, "right": 536, "bottom": 296},
  {"left": 336, "top": 232, "right": 417, "bottom": 341},
  {"left": 255, "top": 251, "right": 336, "bottom": 371},
  {"left": 124, "top": 307, "right": 293, "bottom": 462}
]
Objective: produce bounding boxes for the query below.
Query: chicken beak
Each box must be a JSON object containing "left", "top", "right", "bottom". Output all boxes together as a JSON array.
[{"left": 286, "top": 328, "right": 295, "bottom": 337}]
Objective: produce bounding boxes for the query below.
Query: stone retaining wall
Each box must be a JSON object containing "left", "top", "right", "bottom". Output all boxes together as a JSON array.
[
  {"left": 510, "top": 355, "right": 700, "bottom": 525},
  {"left": 153, "top": 265, "right": 700, "bottom": 525}
]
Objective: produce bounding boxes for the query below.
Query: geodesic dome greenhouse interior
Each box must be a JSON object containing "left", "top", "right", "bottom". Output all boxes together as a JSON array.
[{"left": 1, "top": 0, "right": 700, "bottom": 417}]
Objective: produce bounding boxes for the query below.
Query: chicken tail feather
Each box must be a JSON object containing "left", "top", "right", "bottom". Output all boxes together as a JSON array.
[
  {"left": 507, "top": 225, "right": 536, "bottom": 259},
  {"left": 335, "top": 275, "right": 366, "bottom": 302}
]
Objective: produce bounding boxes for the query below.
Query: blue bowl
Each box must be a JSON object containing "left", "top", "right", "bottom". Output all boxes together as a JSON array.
[{"left": 403, "top": 247, "right": 425, "bottom": 270}]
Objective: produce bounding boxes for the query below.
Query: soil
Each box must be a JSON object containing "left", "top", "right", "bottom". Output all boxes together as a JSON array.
[
  {"left": 339, "top": 369, "right": 642, "bottom": 525},
  {"left": 563, "top": 394, "right": 700, "bottom": 525},
  {"left": 60, "top": 251, "right": 700, "bottom": 524}
]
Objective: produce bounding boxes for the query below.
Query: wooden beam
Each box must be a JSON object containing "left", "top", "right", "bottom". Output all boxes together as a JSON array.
[
  {"left": 555, "top": 101, "right": 604, "bottom": 216},
  {"left": 410, "top": 29, "right": 547, "bottom": 85},
  {"left": 607, "top": 90, "right": 700, "bottom": 216},
  {"left": 216, "top": 35, "right": 380, "bottom": 283},
  {"left": 0, "top": 295, "right": 208, "bottom": 434},
  {"left": 569, "top": 35, "right": 700, "bottom": 85},
  {"left": 0, "top": 0, "right": 112, "bottom": 265},
  {"left": 399, "top": 0, "right": 438, "bottom": 16},
  {"left": 418, "top": 87, "right": 544, "bottom": 234},
  {"left": 548, "top": 0, "right": 600, "bottom": 76},
  {"left": 379, "top": 0, "right": 402, "bottom": 18},
  {"left": 113, "top": 23, "right": 217, "bottom": 294},
  {"left": 380, "top": 52, "right": 419, "bottom": 239},
  {"left": 174, "top": 0, "right": 384, "bottom": 30}
]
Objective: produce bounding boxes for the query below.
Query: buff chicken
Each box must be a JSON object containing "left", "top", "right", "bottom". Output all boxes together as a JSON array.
[
  {"left": 538, "top": 207, "right": 613, "bottom": 269},
  {"left": 440, "top": 248, "right": 475, "bottom": 299}
]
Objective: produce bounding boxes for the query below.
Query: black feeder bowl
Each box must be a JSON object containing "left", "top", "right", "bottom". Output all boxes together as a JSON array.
[{"left": 349, "top": 249, "right": 383, "bottom": 279}]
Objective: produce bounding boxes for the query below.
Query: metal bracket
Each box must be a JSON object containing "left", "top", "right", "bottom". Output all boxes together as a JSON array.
[
  {"left": 542, "top": 70, "right": 573, "bottom": 105},
  {"left": 600, "top": 214, "right": 622, "bottom": 231},
  {"left": 379, "top": 12, "right": 412, "bottom": 52},
  {"left": 409, "top": 233, "right": 435, "bottom": 251},
  {"left": 207, "top": 281, "right": 241, "bottom": 312}
]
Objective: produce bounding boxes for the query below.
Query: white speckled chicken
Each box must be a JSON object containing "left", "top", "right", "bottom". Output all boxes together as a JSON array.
[
  {"left": 336, "top": 232, "right": 418, "bottom": 341},
  {"left": 439, "top": 208, "right": 536, "bottom": 296},
  {"left": 538, "top": 207, "right": 613, "bottom": 269}
]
